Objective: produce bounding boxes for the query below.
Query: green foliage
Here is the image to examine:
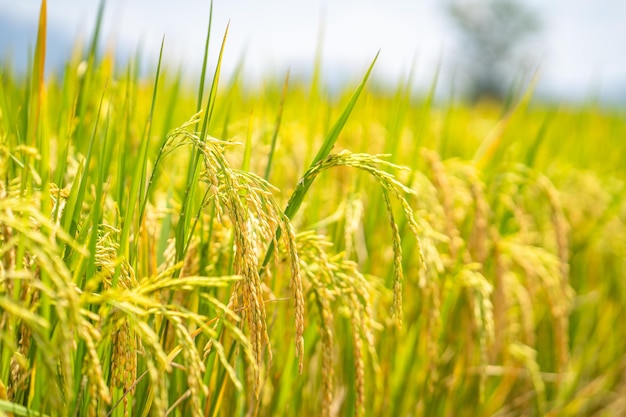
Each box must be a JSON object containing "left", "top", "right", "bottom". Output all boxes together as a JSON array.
[{"left": 1, "top": 2, "right": 625, "bottom": 417}]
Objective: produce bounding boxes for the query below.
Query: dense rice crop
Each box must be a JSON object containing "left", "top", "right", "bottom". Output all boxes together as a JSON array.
[{"left": 1, "top": 2, "right": 626, "bottom": 416}]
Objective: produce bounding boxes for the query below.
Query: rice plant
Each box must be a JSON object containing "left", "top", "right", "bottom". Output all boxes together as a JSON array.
[{"left": 1, "top": 1, "right": 625, "bottom": 416}]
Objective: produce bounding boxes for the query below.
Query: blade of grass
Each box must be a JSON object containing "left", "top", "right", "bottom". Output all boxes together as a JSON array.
[
  {"left": 160, "top": 66, "right": 183, "bottom": 137},
  {"left": 115, "top": 61, "right": 135, "bottom": 222},
  {"left": 196, "top": 0, "right": 214, "bottom": 113},
  {"left": 208, "top": 341, "right": 239, "bottom": 417},
  {"left": 73, "top": 0, "right": 105, "bottom": 154},
  {"left": 135, "top": 37, "right": 165, "bottom": 231},
  {"left": 28, "top": 3, "right": 50, "bottom": 412},
  {"left": 203, "top": 21, "right": 229, "bottom": 135},
  {"left": 264, "top": 70, "right": 289, "bottom": 180},
  {"left": 0, "top": 400, "right": 50, "bottom": 417},
  {"left": 241, "top": 110, "right": 253, "bottom": 171},
  {"left": 33, "top": 0, "right": 48, "bottom": 212},
  {"left": 308, "top": 52, "right": 379, "bottom": 170},
  {"left": 181, "top": 0, "right": 213, "bottom": 211}
]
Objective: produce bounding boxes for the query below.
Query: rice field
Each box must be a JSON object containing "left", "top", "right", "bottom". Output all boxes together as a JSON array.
[{"left": 1, "top": 2, "right": 626, "bottom": 416}]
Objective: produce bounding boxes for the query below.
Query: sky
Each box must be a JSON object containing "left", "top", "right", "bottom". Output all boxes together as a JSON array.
[{"left": 1, "top": 0, "right": 625, "bottom": 102}]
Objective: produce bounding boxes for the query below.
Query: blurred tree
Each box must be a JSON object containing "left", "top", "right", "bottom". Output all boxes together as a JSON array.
[{"left": 446, "top": 0, "right": 541, "bottom": 102}]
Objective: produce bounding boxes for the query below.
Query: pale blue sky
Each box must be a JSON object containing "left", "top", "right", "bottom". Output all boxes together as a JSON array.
[{"left": 1, "top": 0, "right": 625, "bottom": 102}]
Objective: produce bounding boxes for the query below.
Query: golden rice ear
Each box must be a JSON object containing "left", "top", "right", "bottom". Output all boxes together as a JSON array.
[
  {"left": 281, "top": 219, "right": 305, "bottom": 373},
  {"left": 110, "top": 318, "right": 137, "bottom": 415},
  {"left": 298, "top": 151, "right": 429, "bottom": 325},
  {"left": 184, "top": 126, "right": 306, "bottom": 397}
]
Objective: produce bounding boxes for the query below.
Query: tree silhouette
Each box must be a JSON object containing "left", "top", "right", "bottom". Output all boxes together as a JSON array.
[{"left": 446, "top": 0, "right": 541, "bottom": 102}]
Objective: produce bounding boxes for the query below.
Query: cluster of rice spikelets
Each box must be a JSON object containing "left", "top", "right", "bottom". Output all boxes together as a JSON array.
[
  {"left": 411, "top": 148, "right": 575, "bottom": 412},
  {"left": 247, "top": 150, "right": 428, "bottom": 416},
  {"left": 0, "top": 115, "right": 260, "bottom": 416},
  {"left": 156, "top": 112, "right": 304, "bottom": 396},
  {"left": 299, "top": 150, "right": 427, "bottom": 326},
  {"left": 0, "top": 187, "right": 106, "bottom": 415},
  {"left": 94, "top": 225, "right": 138, "bottom": 415},
  {"left": 293, "top": 231, "right": 382, "bottom": 417}
]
